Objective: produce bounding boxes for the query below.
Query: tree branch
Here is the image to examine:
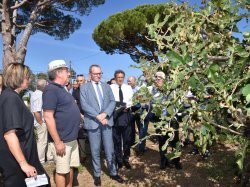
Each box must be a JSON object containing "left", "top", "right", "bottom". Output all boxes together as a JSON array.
[
  {"left": 16, "top": 1, "right": 44, "bottom": 63},
  {"left": 37, "top": 0, "right": 55, "bottom": 8},
  {"left": 11, "top": 0, "right": 28, "bottom": 10},
  {"left": 207, "top": 55, "right": 230, "bottom": 62},
  {"left": 210, "top": 121, "right": 243, "bottom": 135},
  {"left": 14, "top": 23, "right": 26, "bottom": 29},
  {"left": 11, "top": 1, "right": 19, "bottom": 54}
]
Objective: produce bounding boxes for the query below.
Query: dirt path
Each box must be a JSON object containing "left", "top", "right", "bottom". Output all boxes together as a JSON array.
[{"left": 44, "top": 139, "right": 239, "bottom": 187}]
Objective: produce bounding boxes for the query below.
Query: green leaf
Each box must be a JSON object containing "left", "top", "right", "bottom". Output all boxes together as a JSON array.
[
  {"left": 242, "top": 84, "right": 250, "bottom": 96},
  {"left": 201, "top": 126, "right": 207, "bottom": 135},
  {"left": 236, "top": 159, "right": 243, "bottom": 170},
  {"left": 243, "top": 32, "right": 250, "bottom": 38},
  {"left": 166, "top": 50, "right": 185, "bottom": 68},
  {"left": 203, "top": 123, "right": 216, "bottom": 135},
  {"left": 246, "top": 94, "right": 250, "bottom": 103},
  {"left": 188, "top": 76, "right": 199, "bottom": 89},
  {"left": 209, "top": 64, "right": 220, "bottom": 72}
]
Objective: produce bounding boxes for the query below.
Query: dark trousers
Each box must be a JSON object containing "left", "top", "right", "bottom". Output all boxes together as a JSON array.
[
  {"left": 113, "top": 125, "right": 132, "bottom": 163},
  {"left": 130, "top": 113, "right": 141, "bottom": 146},
  {"left": 158, "top": 120, "right": 180, "bottom": 163}
]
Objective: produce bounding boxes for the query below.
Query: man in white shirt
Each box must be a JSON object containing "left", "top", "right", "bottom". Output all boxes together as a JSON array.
[
  {"left": 127, "top": 76, "right": 141, "bottom": 146},
  {"left": 111, "top": 70, "right": 134, "bottom": 169},
  {"left": 30, "top": 79, "right": 48, "bottom": 164}
]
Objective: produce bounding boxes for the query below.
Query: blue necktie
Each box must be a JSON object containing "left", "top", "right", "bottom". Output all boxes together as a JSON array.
[{"left": 95, "top": 82, "right": 103, "bottom": 109}]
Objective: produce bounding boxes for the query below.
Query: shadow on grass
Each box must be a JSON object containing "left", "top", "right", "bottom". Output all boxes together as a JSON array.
[{"left": 121, "top": 143, "right": 238, "bottom": 187}]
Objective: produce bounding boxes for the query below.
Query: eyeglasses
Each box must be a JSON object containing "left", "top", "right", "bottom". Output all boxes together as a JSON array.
[
  {"left": 155, "top": 76, "right": 164, "bottom": 80},
  {"left": 91, "top": 72, "right": 103, "bottom": 76},
  {"left": 77, "top": 74, "right": 84, "bottom": 77}
]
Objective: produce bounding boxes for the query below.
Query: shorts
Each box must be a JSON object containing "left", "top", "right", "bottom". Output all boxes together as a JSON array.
[{"left": 51, "top": 140, "right": 80, "bottom": 174}]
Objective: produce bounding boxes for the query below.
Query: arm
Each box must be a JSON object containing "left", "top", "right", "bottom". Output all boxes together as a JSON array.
[
  {"left": 126, "top": 85, "right": 134, "bottom": 108},
  {"left": 43, "top": 110, "right": 65, "bottom": 157},
  {"left": 30, "top": 94, "right": 44, "bottom": 126},
  {"left": 4, "top": 130, "right": 37, "bottom": 177},
  {"left": 103, "top": 85, "right": 116, "bottom": 117},
  {"left": 33, "top": 111, "right": 44, "bottom": 126}
]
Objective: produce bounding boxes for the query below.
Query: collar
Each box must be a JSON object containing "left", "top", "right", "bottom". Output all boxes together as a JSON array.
[
  {"left": 91, "top": 80, "right": 102, "bottom": 85},
  {"left": 48, "top": 80, "right": 65, "bottom": 88}
]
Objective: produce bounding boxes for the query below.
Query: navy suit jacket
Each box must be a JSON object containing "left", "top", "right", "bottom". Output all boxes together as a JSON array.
[{"left": 80, "top": 81, "right": 116, "bottom": 130}]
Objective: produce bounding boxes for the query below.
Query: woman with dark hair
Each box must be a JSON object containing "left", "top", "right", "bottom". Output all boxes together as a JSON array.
[{"left": 0, "top": 63, "right": 50, "bottom": 187}]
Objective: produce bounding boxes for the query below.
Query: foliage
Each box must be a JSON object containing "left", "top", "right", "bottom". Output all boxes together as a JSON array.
[
  {"left": 133, "top": 0, "right": 250, "bottom": 176},
  {"left": 93, "top": 4, "right": 176, "bottom": 63},
  {"left": 1, "top": 0, "right": 105, "bottom": 66}
]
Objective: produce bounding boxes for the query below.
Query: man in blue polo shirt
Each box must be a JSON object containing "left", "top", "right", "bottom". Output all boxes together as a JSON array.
[{"left": 43, "top": 60, "right": 81, "bottom": 187}]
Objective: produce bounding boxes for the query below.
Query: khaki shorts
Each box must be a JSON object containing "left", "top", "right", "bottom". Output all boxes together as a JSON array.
[{"left": 51, "top": 140, "right": 80, "bottom": 174}]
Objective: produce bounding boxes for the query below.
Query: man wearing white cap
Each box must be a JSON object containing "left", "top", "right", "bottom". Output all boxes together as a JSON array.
[
  {"left": 43, "top": 60, "right": 81, "bottom": 187},
  {"left": 152, "top": 71, "right": 182, "bottom": 170}
]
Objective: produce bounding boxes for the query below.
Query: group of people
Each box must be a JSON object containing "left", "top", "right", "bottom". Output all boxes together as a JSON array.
[{"left": 0, "top": 60, "right": 182, "bottom": 187}]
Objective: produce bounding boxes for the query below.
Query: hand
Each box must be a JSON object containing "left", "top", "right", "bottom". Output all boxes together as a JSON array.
[
  {"left": 100, "top": 118, "right": 108, "bottom": 125},
  {"left": 96, "top": 113, "right": 107, "bottom": 122},
  {"left": 54, "top": 141, "right": 65, "bottom": 157},
  {"left": 19, "top": 161, "right": 37, "bottom": 178},
  {"left": 123, "top": 108, "right": 129, "bottom": 112},
  {"left": 80, "top": 114, "right": 84, "bottom": 124},
  {"left": 41, "top": 122, "right": 46, "bottom": 127}
]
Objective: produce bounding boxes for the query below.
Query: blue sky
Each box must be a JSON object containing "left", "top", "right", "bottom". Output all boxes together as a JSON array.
[{"left": 0, "top": 0, "right": 247, "bottom": 81}]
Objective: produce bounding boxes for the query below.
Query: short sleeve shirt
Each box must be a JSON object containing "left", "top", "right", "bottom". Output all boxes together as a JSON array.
[
  {"left": 42, "top": 81, "right": 80, "bottom": 142},
  {"left": 30, "top": 89, "right": 43, "bottom": 127},
  {"left": 0, "top": 88, "right": 46, "bottom": 183}
]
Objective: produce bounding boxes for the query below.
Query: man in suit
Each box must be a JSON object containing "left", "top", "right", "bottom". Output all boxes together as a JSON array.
[
  {"left": 111, "top": 70, "right": 134, "bottom": 169},
  {"left": 80, "top": 64, "right": 123, "bottom": 186}
]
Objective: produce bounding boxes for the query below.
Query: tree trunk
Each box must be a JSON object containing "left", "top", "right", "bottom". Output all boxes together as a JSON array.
[
  {"left": 2, "top": 0, "right": 15, "bottom": 67},
  {"left": 1, "top": 0, "right": 44, "bottom": 67}
]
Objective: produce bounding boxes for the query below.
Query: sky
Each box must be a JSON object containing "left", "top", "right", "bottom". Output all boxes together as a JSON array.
[
  {"left": 0, "top": 0, "right": 247, "bottom": 81},
  {"left": 0, "top": 0, "right": 199, "bottom": 81}
]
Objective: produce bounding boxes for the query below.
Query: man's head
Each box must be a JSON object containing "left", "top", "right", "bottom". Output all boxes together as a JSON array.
[
  {"left": 127, "top": 76, "right": 136, "bottom": 88},
  {"left": 72, "top": 80, "right": 79, "bottom": 89},
  {"left": 114, "top": 70, "right": 125, "bottom": 86},
  {"left": 89, "top": 64, "right": 102, "bottom": 83},
  {"left": 36, "top": 79, "right": 47, "bottom": 91},
  {"left": 110, "top": 78, "right": 116, "bottom": 85},
  {"left": 48, "top": 60, "right": 70, "bottom": 86},
  {"left": 76, "top": 74, "right": 85, "bottom": 86},
  {"left": 155, "top": 71, "right": 165, "bottom": 88}
]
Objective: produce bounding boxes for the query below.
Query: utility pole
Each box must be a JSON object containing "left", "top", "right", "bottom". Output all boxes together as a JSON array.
[{"left": 69, "top": 60, "right": 72, "bottom": 83}]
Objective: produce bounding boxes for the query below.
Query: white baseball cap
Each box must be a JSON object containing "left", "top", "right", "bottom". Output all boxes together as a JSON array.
[{"left": 48, "top": 60, "right": 68, "bottom": 72}]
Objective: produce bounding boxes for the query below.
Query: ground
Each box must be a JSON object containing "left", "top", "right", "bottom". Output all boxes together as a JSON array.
[{"left": 44, "top": 138, "right": 240, "bottom": 187}]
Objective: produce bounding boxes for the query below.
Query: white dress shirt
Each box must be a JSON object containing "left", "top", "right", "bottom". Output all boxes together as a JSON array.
[
  {"left": 110, "top": 83, "right": 134, "bottom": 108},
  {"left": 30, "top": 90, "right": 43, "bottom": 127}
]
